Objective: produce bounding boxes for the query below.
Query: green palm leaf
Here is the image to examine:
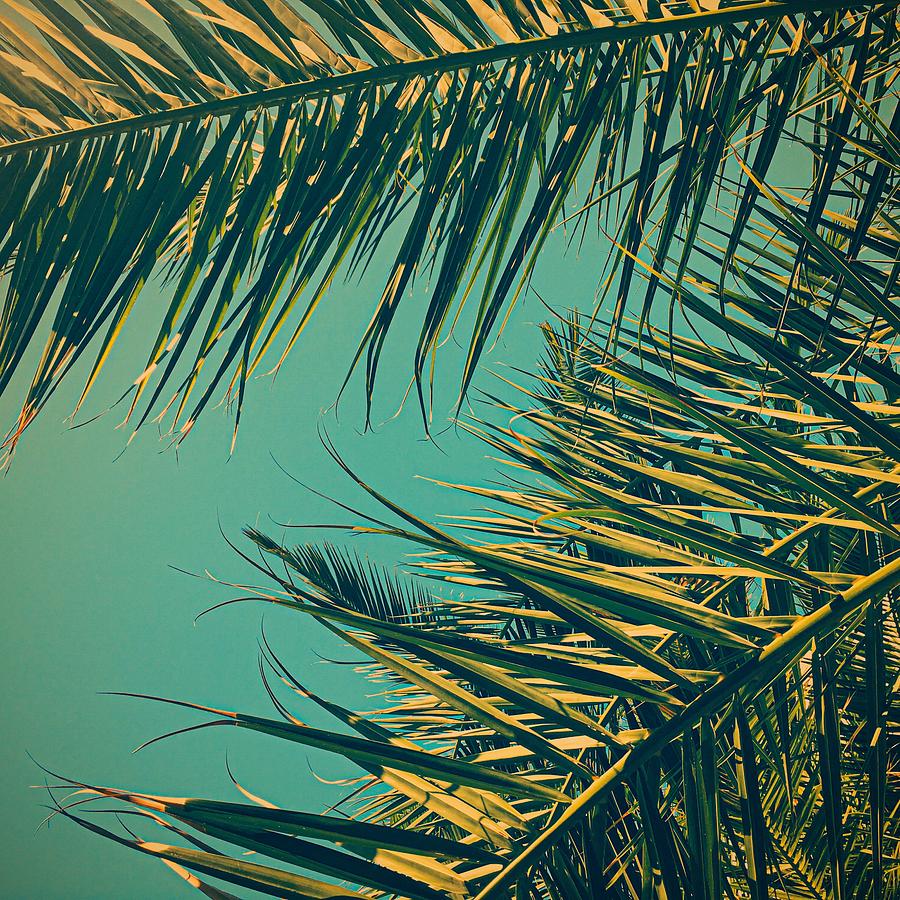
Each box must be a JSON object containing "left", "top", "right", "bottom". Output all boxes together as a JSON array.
[{"left": 1, "top": 0, "right": 893, "bottom": 458}]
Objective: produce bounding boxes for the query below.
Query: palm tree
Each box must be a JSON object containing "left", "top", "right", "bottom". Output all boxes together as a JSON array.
[
  {"left": 12, "top": 0, "right": 900, "bottom": 895},
  {"left": 0, "top": 0, "right": 893, "bottom": 458}
]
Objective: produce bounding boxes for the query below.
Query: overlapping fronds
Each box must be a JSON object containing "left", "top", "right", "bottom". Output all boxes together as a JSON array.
[
  {"left": 49, "top": 132, "right": 900, "bottom": 895},
  {"left": 1, "top": 0, "right": 896, "bottom": 458}
]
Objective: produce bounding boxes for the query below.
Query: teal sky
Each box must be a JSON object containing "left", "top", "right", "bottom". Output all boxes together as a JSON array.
[{"left": 0, "top": 228, "right": 598, "bottom": 897}]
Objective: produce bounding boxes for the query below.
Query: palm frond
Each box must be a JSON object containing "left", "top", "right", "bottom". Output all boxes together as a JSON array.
[{"left": 1, "top": 0, "right": 894, "bottom": 456}]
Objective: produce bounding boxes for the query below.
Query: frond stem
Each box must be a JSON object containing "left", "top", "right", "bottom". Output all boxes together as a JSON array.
[{"left": 0, "top": 0, "right": 867, "bottom": 158}]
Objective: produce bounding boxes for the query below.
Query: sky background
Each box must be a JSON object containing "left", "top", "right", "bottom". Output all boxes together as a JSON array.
[{"left": 0, "top": 222, "right": 601, "bottom": 896}]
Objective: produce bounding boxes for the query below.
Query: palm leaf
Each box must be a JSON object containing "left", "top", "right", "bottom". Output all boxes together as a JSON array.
[{"left": 1, "top": 0, "right": 894, "bottom": 457}]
